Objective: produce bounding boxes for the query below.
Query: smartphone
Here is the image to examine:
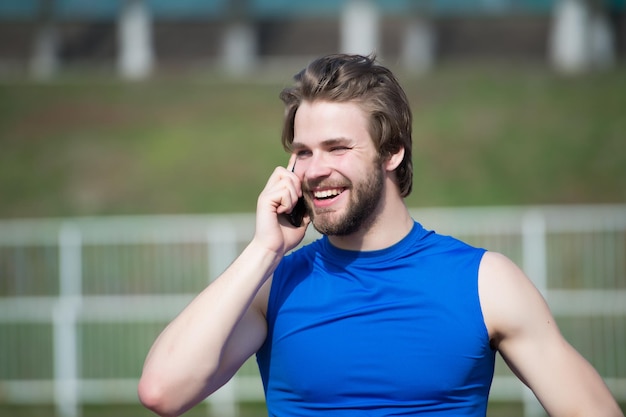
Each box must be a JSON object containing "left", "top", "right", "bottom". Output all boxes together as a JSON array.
[
  {"left": 288, "top": 197, "right": 307, "bottom": 227},
  {"left": 287, "top": 161, "right": 307, "bottom": 227}
]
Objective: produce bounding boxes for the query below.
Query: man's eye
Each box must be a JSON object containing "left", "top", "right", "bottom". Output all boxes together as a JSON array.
[
  {"left": 296, "top": 150, "right": 312, "bottom": 158},
  {"left": 331, "top": 147, "right": 350, "bottom": 154}
]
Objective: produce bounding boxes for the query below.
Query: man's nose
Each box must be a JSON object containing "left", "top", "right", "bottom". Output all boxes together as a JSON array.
[{"left": 303, "top": 152, "right": 332, "bottom": 180}]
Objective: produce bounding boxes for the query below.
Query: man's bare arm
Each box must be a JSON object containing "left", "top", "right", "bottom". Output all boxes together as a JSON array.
[
  {"left": 138, "top": 159, "right": 309, "bottom": 417},
  {"left": 137, "top": 242, "right": 276, "bottom": 417},
  {"left": 479, "top": 251, "right": 623, "bottom": 417}
]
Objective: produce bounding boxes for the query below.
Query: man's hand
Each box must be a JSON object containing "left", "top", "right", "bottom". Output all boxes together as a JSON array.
[{"left": 254, "top": 154, "right": 310, "bottom": 255}]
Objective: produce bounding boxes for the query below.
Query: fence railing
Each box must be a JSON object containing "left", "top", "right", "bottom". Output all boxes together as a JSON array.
[{"left": 0, "top": 205, "right": 624, "bottom": 417}]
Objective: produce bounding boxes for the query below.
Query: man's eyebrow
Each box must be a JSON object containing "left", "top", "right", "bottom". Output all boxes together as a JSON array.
[
  {"left": 322, "top": 138, "right": 353, "bottom": 146},
  {"left": 290, "top": 141, "right": 307, "bottom": 150},
  {"left": 292, "top": 137, "right": 353, "bottom": 149}
]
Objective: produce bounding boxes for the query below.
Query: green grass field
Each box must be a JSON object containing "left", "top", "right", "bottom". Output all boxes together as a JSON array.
[{"left": 1, "top": 62, "right": 625, "bottom": 219}]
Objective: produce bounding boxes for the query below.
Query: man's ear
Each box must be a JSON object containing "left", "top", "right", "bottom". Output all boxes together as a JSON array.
[{"left": 384, "top": 146, "right": 405, "bottom": 172}]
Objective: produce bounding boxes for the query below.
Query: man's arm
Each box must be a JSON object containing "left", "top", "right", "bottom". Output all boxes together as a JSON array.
[
  {"left": 138, "top": 159, "right": 308, "bottom": 417},
  {"left": 479, "top": 251, "right": 623, "bottom": 417}
]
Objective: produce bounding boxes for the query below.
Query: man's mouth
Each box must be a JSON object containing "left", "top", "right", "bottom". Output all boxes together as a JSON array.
[
  {"left": 309, "top": 187, "right": 348, "bottom": 208},
  {"left": 313, "top": 188, "right": 344, "bottom": 200}
]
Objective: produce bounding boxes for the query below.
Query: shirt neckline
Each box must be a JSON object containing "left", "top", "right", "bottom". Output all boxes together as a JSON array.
[{"left": 319, "top": 220, "right": 426, "bottom": 263}]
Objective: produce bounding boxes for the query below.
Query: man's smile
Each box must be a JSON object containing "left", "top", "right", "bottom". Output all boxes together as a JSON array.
[
  {"left": 308, "top": 186, "right": 348, "bottom": 209},
  {"left": 313, "top": 188, "right": 345, "bottom": 199}
]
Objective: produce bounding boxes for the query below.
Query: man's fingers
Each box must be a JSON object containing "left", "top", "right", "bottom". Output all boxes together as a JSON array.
[
  {"left": 278, "top": 186, "right": 299, "bottom": 214},
  {"left": 264, "top": 175, "right": 299, "bottom": 214}
]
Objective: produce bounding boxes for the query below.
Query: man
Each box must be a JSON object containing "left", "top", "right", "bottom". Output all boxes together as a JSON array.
[{"left": 138, "top": 54, "right": 622, "bottom": 416}]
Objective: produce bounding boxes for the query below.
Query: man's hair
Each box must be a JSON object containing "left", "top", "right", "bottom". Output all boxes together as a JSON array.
[{"left": 279, "top": 53, "right": 413, "bottom": 197}]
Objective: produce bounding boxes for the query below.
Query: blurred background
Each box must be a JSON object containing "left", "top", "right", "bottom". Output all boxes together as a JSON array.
[{"left": 0, "top": 0, "right": 625, "bottom": 416}]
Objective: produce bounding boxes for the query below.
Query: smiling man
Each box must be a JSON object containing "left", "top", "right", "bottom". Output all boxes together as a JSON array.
[{"left": 138, "top": 54, "right": 623, "bottom": 417}]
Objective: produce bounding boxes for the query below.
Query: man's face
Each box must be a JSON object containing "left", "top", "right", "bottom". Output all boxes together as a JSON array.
[{"left": 291, "top": 100, "right": 384, "bottom": 236}]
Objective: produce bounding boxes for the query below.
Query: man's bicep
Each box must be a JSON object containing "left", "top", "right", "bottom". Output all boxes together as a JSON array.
[
  {"left": 479, "top": 252, "right": 555, "bottom": 347},
  {"left": 214, "top": 277, "right": 271, "bottom": 386}
]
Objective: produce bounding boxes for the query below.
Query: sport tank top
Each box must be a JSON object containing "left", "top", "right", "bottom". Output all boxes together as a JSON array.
[{"left": 257, "top": 221, "right": 494, "bottom": 416}]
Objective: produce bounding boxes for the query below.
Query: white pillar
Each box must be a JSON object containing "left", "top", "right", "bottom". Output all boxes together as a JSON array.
[
  {"left": 402, "top": 17, "right": 436, "bottom": 74},
  {"left": 341, "top": 0, "right": 380, "bottom": 56},
  {"left": 31, "top": 23, "right": 60, "bottom": 80},
  {"left": 118, "top": 0, "right": 154, "bottom": 80},
  {"left": 549, "top": 0, "right": 590, "bottom": 73},
  {"left": 221, "top": 22, "right": 257, "bottom": 76},
  {"left": 30, "top": 0, "right": 59, "bottom": 80}
]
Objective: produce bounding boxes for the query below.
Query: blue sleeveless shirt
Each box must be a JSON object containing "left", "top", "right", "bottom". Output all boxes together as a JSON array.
[{"left": 256, "top": 221, "right": 495, "bottom": 416}]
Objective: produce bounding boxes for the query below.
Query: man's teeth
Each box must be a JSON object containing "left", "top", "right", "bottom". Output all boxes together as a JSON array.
[{"left": 314, "top": 189, "right": 342, "bottom": 199}]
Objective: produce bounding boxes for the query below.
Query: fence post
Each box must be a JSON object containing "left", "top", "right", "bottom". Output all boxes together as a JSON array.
[
  {"left": 206, "top": 221, "right": 239, "bottom": 417},
  {"left": 54, "top": 223, "right": 82, "bottom": 417},
  {"left": 521, "top": 209, "right": 548, "bottom": 417}
]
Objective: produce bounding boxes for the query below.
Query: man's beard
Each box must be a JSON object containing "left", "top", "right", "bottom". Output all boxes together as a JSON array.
[{"left": 307, "top": 163, "right": 385, "bottom": 236}]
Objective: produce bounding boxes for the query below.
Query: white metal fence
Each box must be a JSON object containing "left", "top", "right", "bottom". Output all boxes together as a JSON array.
[{"left": 0, "top": 205, "right": 624, "bottom": 417}]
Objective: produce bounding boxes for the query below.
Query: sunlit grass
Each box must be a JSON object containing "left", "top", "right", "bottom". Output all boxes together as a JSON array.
[{"left": 1, "top": 64, "right": 625, "bottom": 219}]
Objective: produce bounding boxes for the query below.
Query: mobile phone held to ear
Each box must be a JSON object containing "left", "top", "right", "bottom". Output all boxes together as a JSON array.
[
  {"left": 287, "top": 160, "right": 306, "bottom": 227},
  {"left": 288, "top": 197, "right": 307, "bottom": 227}
]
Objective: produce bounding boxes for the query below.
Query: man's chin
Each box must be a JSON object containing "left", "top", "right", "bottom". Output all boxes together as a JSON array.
[
  {"left": 310, "top": 212, "right": 342, "bottom": 236},
  {"left": 311, "top": 213, "right": 362, "bottom": 237}
]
